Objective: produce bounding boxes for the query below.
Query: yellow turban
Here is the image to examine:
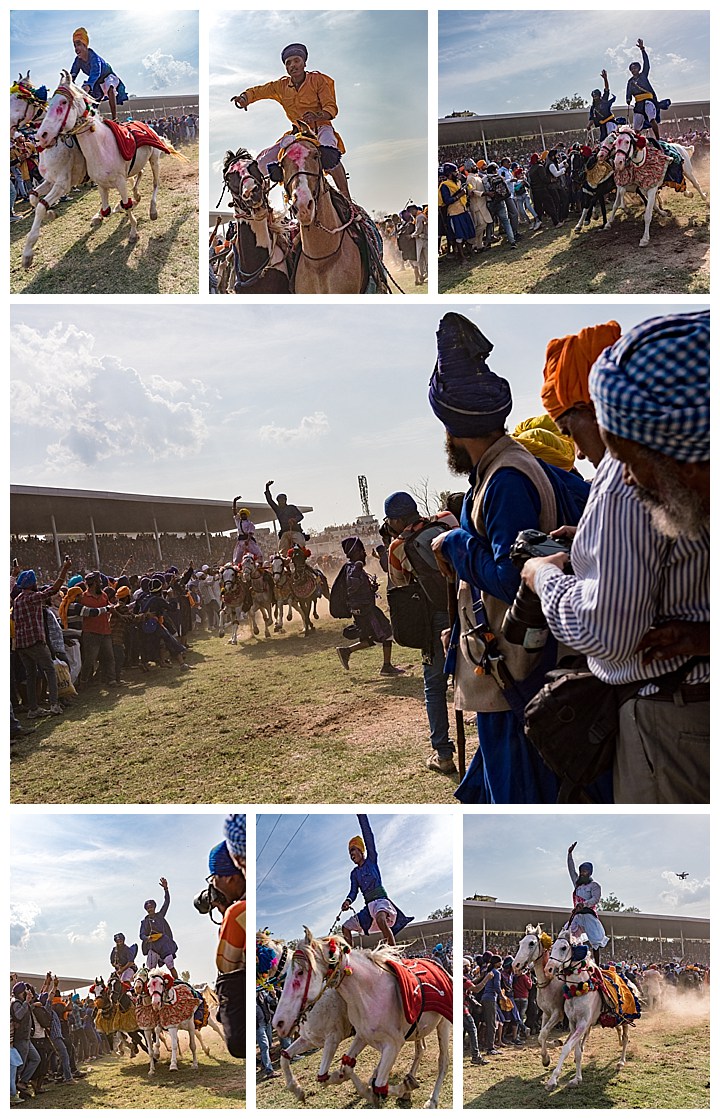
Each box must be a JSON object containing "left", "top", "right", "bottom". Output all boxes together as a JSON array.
[
  {"left": 72, "top": 27, "right": 89, "bottom": 46},
  {"left": 348, "top": 835, "right": 365, "bottom": 855},
  {"left": 541, "top": 321, "right": 622, "bottom": 421},
  {"left": 513, "top": 415, "right": 576, "bottom": 471}
]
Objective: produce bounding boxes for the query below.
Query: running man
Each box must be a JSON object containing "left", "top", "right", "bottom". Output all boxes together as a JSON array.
[
  {"left": 139, "top": 877, "right": 179, "bottom": 979},
  {"left": 565, "top": 842, "right": 609, "bottom": 965},
  {"left": 341, "top": 814, "right": 413, "bottom": 947},
  {"left": 70, "top": 28, "right": 128, "bottom": 121},
  {"left": 231, "top": 43, "right": 350, "bottom": 197}
]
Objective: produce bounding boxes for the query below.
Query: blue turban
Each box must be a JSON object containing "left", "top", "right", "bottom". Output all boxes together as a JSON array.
[
  {"left": 589, "top": 310, "right": 709, "bottom": 463},
  {"left": 442, "top": 163, "right": 457, "bottom": 175},
  {"left": 429, "top": 313, "right": 513, "bottom": 437},
  {"left": 341, "top": 536, "right": 365, "bottom": 561},
  {"left": 384, "top": 491, "right": 419, "bottom": 519},
  {"left": 224, "top": 814, "right": 246, "bottom": 860},
  {"left": 16, "top": 570, "right": 37, "bottom": 589},
  {"left": 208, "top": 840, "right": 239, "bottom": 877},
  {"left": 281, "top": 43, "right": 308, "bottom": 63},
  {"left": 257, "top": 943, "right": 279, "bottom": 975},
  {"left": 579, "top": 862, "right": 593, "bottom": 875},
  {"left": 67, "top": 574, "right": 84, "bottom": 588}
]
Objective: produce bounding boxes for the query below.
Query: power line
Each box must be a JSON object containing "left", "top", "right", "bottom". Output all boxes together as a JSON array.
[
  {"left": 257, "top": 815, "right": 282, "bottom": 860},
  {"left": 258, "top": 815, "right": 309, "bottom": 890}
]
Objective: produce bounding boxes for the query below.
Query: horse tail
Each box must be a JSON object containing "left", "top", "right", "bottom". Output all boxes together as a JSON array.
[{"left": 160, "top": 139, "right": 190, "bottom": 163}]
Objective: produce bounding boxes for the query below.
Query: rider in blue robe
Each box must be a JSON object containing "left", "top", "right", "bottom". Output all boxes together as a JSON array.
[{"left": 340, "top": 814, "right": 413, "bottom": 945}]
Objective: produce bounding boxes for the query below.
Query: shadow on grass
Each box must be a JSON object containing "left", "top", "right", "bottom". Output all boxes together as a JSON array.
[{"left": 465, "top": 1053, "right": 626, "bottom": 1109}]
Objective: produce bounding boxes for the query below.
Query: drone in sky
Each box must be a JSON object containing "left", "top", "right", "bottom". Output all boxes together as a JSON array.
[{"left": 675, "top": 871, "right": 689, "bottom": 880}]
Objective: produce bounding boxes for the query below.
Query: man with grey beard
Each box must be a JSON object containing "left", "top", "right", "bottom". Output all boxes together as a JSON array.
[{"left": 524, "top": 311, "right": 709, "bottom": 803}]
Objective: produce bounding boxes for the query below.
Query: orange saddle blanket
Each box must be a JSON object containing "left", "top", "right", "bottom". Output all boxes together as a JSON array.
[
  {"left": 384, "top": 957, "right": 452, "bottom": 1025},
  {"left": 103, "top": 118, "right": 172, "bottom": 161}
]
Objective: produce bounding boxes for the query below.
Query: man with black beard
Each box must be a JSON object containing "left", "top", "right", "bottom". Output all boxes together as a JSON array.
[
  {"left": 427, "top": 312, "right": 589, "bottom": 804},
  {"left": 523, "top": 311, "right": 709, "bottom": 803}
]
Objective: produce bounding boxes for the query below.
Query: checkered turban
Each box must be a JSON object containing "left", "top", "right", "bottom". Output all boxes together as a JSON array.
[{"left": 224, "top": 814, "right": 246, "bottom": 861}]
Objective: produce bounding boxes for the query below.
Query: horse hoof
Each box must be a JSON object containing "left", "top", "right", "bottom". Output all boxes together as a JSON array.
[
  {"left": 639, "top": 238, "right": 649, "bottom": 247},
  {"left": 90, "top": 216, "right": 103, "bottom": 228},
  {"left": 422, "top": 1101, "right": 437, "bottom": 1110},
  {"left": 545, "top": 1082, "right": 556, "bottom": 1092},
  {"left": 129, "top": 232, "right": 139, "bottom": 244},
  {"left": 569, "top": 1079, "right": 581, "bottom": 1088},
  {"left": 541, "top": 1054, "right": 550, "bottom": 1067}
]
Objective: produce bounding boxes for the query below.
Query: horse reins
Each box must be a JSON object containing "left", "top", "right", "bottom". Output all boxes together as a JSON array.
[{"left": 283, "top": 942, "right": 351, "bottom": 1034}]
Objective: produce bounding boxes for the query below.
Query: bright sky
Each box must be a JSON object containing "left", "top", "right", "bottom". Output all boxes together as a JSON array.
[
  {"left": 208, "top": 9, "right": 428, "bottom": 217},
  {"left": 257, "top": 813, "right": 452, "bottom": 943},
  {"left": 10, "top": 302, "right": 707, "bottom": 532},
  {"left": 464, "top": 814, "right": 710, "bottom": 918},
  {"left": 439, "top": 10, "right": 710, "bottom": 118},
  {"left": 10, "top": 813, "right": 238, "bottom": 989},
  {"left": 10, "top": 9, "right": 198, "bottom": 97}
]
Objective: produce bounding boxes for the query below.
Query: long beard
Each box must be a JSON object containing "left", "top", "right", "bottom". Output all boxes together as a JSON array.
[
  {"left": 445, "top": 432, "right": 474, "bottom": 476},
  {"left": 634, "top": 482, "right": 708, "bottom": 540}
]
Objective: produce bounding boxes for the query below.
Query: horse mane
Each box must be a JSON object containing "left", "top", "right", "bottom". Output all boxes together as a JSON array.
[
  {"left": 223, "top": 147, "right": 256, "bottom": 177},
  {"left": 367, "top": 942, "right": 407, "bottom": 967}
]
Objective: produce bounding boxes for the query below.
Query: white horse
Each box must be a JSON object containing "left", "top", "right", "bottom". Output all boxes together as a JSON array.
[
  {"left": 218, "top": 563, "right": 247, "bottom": 644},
  {"left": 512, "top": 924, "right": 566, "bottom": 1068},
  {"left": 270, "top": 553, "right": 295, "bottom": 632},
  {"left": 36, "top": 71, "right": 176, "bottom": 244},
  {"left": 543, "top": 930, "right": 630, "bottom": 1091},
  {"left": 637, "top": 968, "right": 665, "bottom": 1012},
  {"left": 273, "top": 929, "right": 451, "bottom": 1109},
  {"left": 240, "top": 554, "right": 274, "bottom": 638},
  {"left": 258, "top": 932, "right": 353, "bottom": 1104},
  {"left": 602, "top": 126, "right": 707, "bottom": 246},
  {"left": 133, "top": 968, "right": 200, "bottom": 1076}
]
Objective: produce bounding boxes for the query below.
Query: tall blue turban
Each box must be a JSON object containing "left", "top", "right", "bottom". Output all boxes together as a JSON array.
[
  {"left": 224, "top": 814, "right": 246, "bottom": 861},
  {"left": 208, "top": 840, "right": 239, "bottom": 877},
  {"left": 281, "top": 43, "right": 308, "bottom": 63},
  {"left": 257, "top": 943, "right": 279, "bottom": 975},
  {"left": 429, "top": 313, "right": 513, "bottom": 437},
  {"left": 589, "top": 310, "right": 709, "bottom": 463}
]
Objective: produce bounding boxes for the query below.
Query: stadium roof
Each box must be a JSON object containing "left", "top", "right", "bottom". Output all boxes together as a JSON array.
[
  {"left": 12, "top": 971, "right": 94, "bottom": 995},
  {"left": 464, "top": 899, "right": 709, "bottom": 942},
  {"left": 10, "top": 485, "right": 312, "bottom": 536},
  {"left": 357, "top": 916, "right": 452, "bottom": 948},
  {"left": 438, "top": 100, "right": 710, "bottom": 145}
]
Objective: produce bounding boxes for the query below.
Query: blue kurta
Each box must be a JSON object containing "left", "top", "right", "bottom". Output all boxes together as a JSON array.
[
  {"left": 566, "top": 853, "right": 608, "bottom": 948},
  {"left": 139, "top": 887, "right": 178, "bottom": 958},
  {"left": 346, "top": 815, "right": 413, "bottom": 935},
  {"left": 71, "top": 49, "right": 128, "bottom": 105}
]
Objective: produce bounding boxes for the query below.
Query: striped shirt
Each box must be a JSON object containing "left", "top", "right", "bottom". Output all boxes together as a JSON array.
[{"left": 534, "top": 453, "right": 708, "bottom": 686}]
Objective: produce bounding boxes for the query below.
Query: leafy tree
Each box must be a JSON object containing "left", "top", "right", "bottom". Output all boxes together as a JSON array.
[
  {"left": 599, "top": 893, "right": 640, "bottom": 913},
  {"left": 427, "top": 905, "right": 453, "bottom": 919},
  {"left": 550, "top": 94, "right": 588, "bottom": 110}
]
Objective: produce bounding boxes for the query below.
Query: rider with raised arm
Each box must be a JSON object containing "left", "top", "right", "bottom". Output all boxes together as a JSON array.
[
  {"left": 69, "top": 27, "right": 128, "bottom": 121},
  {"left": 231, "top": 43, "right": 350, "bottom": 197},
  {"left": 139, "top": 877, "right": 179, "bottom": 979},
  {"left": 626, "top": 38, "right": 665, "bottom": 141},
  {"left": 340, "top": 814, "right": 413, "bottom": 947},
  {"left": 110, "top": 933, "right": 138, "bottom": 983},
  {"left": 264, "top": 480, "right": 307, "bottom": 551},
  {"left": 232, "top": 496, "right": 264, "bottom": 563},
  {"left": 588, "top": 70, "right": 618, "bottom": 141},
  {"left": 565, "top": 842, "right": 609, "bottom": 965}
]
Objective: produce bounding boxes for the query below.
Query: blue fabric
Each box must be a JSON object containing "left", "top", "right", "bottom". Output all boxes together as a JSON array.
[
  {"left": 281, "top": 43, "right": 308, "bottom": 63},
  {"left": 589, "top": 310, "right": 709, "bottom": 462},
  {"left": 429, "top": 313, "right": 512, "bottom": 437},
  {"left": 424, "top": 611, "right": 453, "bottom": 756},
  {"left": 384, "top": 491, "right": 419, "bottom": 519},
  {"left": 208, "top": 840, "right": 237, "bottom": 876},
  {"left": 16, "top": 570, "right": 36, "bottom": 589},
  {"left": 70, "top": 48, "right": 128, "bottom": 104},
  {"left": 224, "top": 814, "right": 246, "bottom": 860}
]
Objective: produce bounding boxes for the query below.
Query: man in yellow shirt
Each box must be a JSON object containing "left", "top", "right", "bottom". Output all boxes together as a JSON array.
[{"left": 232, "top": 43, "right": 349, "bottom": 197}]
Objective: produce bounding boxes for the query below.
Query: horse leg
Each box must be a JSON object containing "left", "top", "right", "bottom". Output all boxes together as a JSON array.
[
  {"left": 617, "top": 1022, "right": 629, "bottom": 1069},
  {"left": 682, "top": 159, "right": 707, "bottom": 200},
  {"left": 605, "top": 185, "right": 623, "bottom": 228},
  {"left": 145, "top": 1029, "right": 156, "bottom": 1076},
  {"left": 22, "top": 179, "right": 66, "bottom": 269},
  {"left": 573, "top": 205, "right": 590, "bottom": 233},
  {"left": 567, "top": 1026, "right": 591, "bottom": 1088},
  {"left": 188, "top": 1023, "right": 198, "bottom": 1070},
  {"left": 424, "top": 1018, "right": 451, "bottom": 1109},
  {"left": 364, "top": 1039, "right": 405, "bottom": 1106},
  {"left": 639, "top": 185, "right": 658, "bottom": 246},
  {"left": 132, "top": 169, "right": 143, "bottom": 203},
  {"left": 196, "top": 1028, "right": 211, "bottom": 1057},
  {"left": 148, "top": 150, "right": 160, "bottom": 221},
  {"left": 169, "top": 1027, "right": 179, "bottom": 1071},
  {"left": 538, "top": 1006, "right": 562, "bottom": 1067},
  {"left": 278, "top": 1036, "right": 314, "bottom": 1102},
  {"left": 263, "top": 605, "right": 272, "bottom": 637},
  {"left": 91, "top": 184, "right": 112, "bottom": 228},
  {"left": 546, "top": 1017, "right": 587, "bottom": 1090}
]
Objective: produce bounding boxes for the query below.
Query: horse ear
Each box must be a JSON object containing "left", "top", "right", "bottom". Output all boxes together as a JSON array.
[
  {"left": 267, "top": 162, "right": 284, "bottom": 183},
  {"left": 303, "top": 926, "right": 313, "bottom": 945}
]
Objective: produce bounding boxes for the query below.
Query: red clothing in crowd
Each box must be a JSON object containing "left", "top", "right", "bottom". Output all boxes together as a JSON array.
[{"left": 80, "top": 590, "right": 112, "bottom": 635}]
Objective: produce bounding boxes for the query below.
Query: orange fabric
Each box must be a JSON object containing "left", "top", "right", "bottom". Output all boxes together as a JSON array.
[
  {"left": 216, "top": 900, "right": 246, "bottom": 974},
  {"left": 541, "top": 321, "right": 622, "bottom": 420}
]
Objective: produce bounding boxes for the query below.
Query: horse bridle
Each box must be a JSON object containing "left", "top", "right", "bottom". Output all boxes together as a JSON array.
[
  {"left": 280, "top": 144, "right": 358, "bottom": 257},
  {"left": 11, "top": 80, "right": 47, "bottom": 129},
  {"left": 282, "top": 942, "right": 350, "bottom": 1035},
  {"left": 39, "top": 83, "right": 95, "bottom": 150},
  {"left": 223, "top": 161, "right": 288, "bottom": 286}
]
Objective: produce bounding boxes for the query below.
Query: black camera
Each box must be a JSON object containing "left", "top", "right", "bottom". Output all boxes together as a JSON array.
[
  {"left": 193, "top": 883, "right": 228, "bottom": 921},
  {"left": 501, "top": 529, "right": 573, "bottom": 650}
]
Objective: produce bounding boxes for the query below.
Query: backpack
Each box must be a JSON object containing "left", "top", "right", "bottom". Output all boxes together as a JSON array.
[
  {"left": 485, "top": 174, "right": 509, "bottom": 201},
  {"left": 402, "top": 523, "right": 451, "bottom": 614},
  {"left": 329, "top": 566, "right": 352, "bottom": 619},
  {"left": 387, "top": 583, "right": 433, "bottom": 650}
]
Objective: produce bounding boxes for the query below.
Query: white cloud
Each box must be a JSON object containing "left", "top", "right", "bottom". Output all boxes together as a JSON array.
[
  {"left": 141, "top": 49, "right": 196, "bottom": 91},
  {"left": 10, "top": 901, "right": 41, "bottom": 949},
  {"left": 259, "top": 411, "right": 329, "bottom": 444},
  {"left": 659, "top": 870, "right": 710, "bottom": 909},
  {"left": 67, "top": 921, "right": 108, "bottom": 945}
]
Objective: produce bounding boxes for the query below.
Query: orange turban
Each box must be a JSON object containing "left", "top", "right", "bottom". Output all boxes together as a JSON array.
[
  {"left": 72, "top": 27, "right": 89, "bottom": 46},
  {"left": 541, "top": 321, "right": 622, "bottom": 421},
  {"left": 348, "top": 835, "right": 365, "bottom": 856}
]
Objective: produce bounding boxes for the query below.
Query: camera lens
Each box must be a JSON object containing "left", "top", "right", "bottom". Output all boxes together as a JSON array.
[{"left": 502, "top": 584, "right": 550, "bottom": 649}]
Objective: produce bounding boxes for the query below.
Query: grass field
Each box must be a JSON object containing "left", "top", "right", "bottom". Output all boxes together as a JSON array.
[
  {"left": 11, "top": 602, "right": 461, "bottom": 805},
  {"left": 464, "top": 999, "right": 710, "bottom": 1109},
  {"left": 10, "top": 141, "right": 198, "bottom": 294},
  {"left": 257, "top": 1029, "right": 452, "bottom": 1109},
  {"left": 439, "top": 160, "right": 709, "bottom": 296},
  {"left": 23, "top": 1032, "right": 244, "bottom": 1110}
]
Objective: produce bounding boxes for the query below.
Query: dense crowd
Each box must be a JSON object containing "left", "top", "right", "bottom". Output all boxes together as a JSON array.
[
  {"left": 10, "top": 976, "right": 101, "bottom": 1102},
  {"left": 379, "top": 206, "right": 429, "bottom": 286}
]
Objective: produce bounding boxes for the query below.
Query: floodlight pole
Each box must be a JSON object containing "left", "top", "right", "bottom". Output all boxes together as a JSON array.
[
  {"left": 89, "top": 515, "right": 100, "bottom": 568},
  {"left": 50, "top": 515, "right": 61, "bottom": 567},
  {"left": 204, "top": 518, "right": 212, "bottom": 557},
  {"left": 153, "top": 516, "right": 163, "bottom": 563}
]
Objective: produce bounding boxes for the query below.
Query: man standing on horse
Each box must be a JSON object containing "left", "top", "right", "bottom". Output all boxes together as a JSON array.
[
  {"left": 140, "top": 877, "right": 179, "bottom": 979},
  {"left": 340, "top": 814, "right": 413, "bottom": 947},
  {"left": 110, "top": 933, "right": 138, "bottom": 983},
  {"left": 565, "top": 842, "right": 608, "bottom": 965},
  {"left": 588, "top": 70, "right": 618, "bottom": 141},
  {"left": 232, "top": 497, "right": 264, "bottom": 564},
  {"left": 264, "top": 481, "right": 307, "bottom": 551},
  {"left": 231, "top": 43, "right": 350, "bottom": 198},
  {"left": 626, "top": 39, "right": 667, "bottom": 141},
  {"left": 70, "top": 27, "right": 128, "bottom": 122}
]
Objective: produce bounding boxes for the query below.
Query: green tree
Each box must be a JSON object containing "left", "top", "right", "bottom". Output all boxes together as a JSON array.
[
  {"left": 599, "top": 893, "right": 640, "bottom": 913},
  {"left": 427, "top": 905, "right": 453, "bottom": 919},
  {"left": 550, "top": 94, "right": 587, "bottom": 110}
]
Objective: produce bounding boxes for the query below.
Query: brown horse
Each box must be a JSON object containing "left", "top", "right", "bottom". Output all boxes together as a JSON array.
[
  {"left": 219, "top": 148, "right": 290, "bottom": 293},
  {"left": 272, "top": 135, "right": 389, "bottom": 294}
]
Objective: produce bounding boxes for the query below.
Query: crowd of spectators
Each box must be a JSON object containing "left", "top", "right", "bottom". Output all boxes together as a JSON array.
[
  {"left": 10, "top": 975, "right": 108, "bottom": 1104},
  {"left": 380, "top": 206, "right": 429, "bottom": 286},
  {"left": 142, "top": 113, "right": 198, "bottom": 146}
]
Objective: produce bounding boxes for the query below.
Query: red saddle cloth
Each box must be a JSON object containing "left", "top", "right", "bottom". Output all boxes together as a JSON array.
[
  {"left": 384, "top": 957, "right": 452, "bottom": 1025},
  {"left": 103, "top": 118, "right": 173, "bottom": 161}
]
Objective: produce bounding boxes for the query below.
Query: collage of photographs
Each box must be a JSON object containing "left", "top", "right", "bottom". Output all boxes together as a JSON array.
[{"left": 8, "top": 3, "right": 710, "bottom": 1114}]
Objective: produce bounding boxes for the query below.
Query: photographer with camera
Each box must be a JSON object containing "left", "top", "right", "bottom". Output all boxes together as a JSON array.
[
  {"left": 427, "top": 312, "right": 589, "bottom": 805},
  {"left": 195, "top": 815, "right": 246, "bottom": 1060},
  {"left": 522, "top": 314, "right": 709, "bottom": 804}
]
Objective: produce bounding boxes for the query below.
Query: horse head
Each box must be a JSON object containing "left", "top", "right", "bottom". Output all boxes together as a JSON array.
[
  {"left": 147, "top": 968, "right": 172, "bottom": 1008},
  {"left": 613, "top": 126, "right": 646, "bottom": 172},
  {"left": 223, "top": 148, "right": 268, "bottom": 214},
  {"left": 512, "top": 925, "right": 547, "bottom": 974},
  {"left": 239, "top": 553, "right": 257, "bottom": 582},
  {"left": 545, "top": 929, "right": 585, "bottom": 978},
  {"left": 270, "top": 554, "right": 287, "bottom": 582},
  {"left": 35, "top": 70, "right": 88, "bottom": 148},
  {"left": 276, "top": 136, "right": 326, "bottom": 226},
  {"left": 272, "top": 927, "right": 329, "bottom": 1038}
]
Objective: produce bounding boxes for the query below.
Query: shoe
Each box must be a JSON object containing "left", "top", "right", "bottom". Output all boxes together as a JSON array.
[
  {"left": 379, "top": 664, "right": 404, "bottom": 676},
  {"left": 73, "top": 1071, "right": 88, "bottom": 1078},
  {"left": 27, "top": 707, "right": 50, "bottom": 719},
  {"left": 426, "top": 752, "right": 457, "bottom": 775},
  {"left": 10, "top": 1094, "right": 25, "bottom": 1104},
  {"left": 533, "top": 221, "right": 542, "bottom": 230},
  {"left": 10, "top": 725, "right": 34, "bottom": 737},
  {"left": 49, "top": 703, "right": 63, "bottom": 715},
  {"left": 508, "top": 242, "right": 517, "bottom": 249},
  {"left": 11, "top": 213, "right": 23, "bottom": 222},
  {"left": 486, "top": 1049, "right": 501, "bottom": 1055},
  {"left": 263, "top": 1069, "right": 280, "bottom": 1079},
  {"left": 336, "top": 647, "right": 351, "bottom": 671},
  {"left": 471, "top": 1055, "right": 489, "bottom": 1065}
]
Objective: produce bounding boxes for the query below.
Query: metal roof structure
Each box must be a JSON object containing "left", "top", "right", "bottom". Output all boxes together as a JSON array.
[
  {"left": 11, "top": 971, "right": 94, "bottom": 995},
  {"left": 356, "top": 916, "right": 453, "bottom": 949},
  {"left": 439, "top": 100, "right": 710, "bottom": 148},
  {"left": 464, "top": 898, "right": 709, "bottom": 954}
]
